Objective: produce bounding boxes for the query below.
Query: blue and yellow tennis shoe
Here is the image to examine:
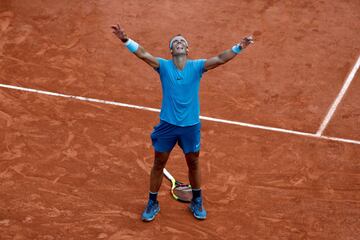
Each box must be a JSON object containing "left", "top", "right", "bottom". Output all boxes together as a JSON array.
[
  {"left": 141, "top": 199, "right": 160, "bottom": 222},
  {"left": 189, "top": 197, "right": 207, "bottom": 220}
]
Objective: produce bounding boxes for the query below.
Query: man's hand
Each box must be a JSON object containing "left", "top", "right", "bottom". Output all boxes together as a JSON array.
[
  {"left": 111, "top": 24, "right": 129, "bottom": 43},
  {"left": 239, "top": 36, "right": 254, "bottom": 49}
]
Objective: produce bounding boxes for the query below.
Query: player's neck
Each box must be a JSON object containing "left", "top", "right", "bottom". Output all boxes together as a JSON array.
[{"left": 172, "top": 54, "right": 187, "bottom": 70}]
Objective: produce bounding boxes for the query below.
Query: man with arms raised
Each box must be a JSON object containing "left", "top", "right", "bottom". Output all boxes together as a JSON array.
[{"left": 111, "top": 24, "right": 253, "bottom": 221}]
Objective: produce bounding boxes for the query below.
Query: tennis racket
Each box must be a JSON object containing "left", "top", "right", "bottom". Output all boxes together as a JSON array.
[{"left": 163, "top": 168, "right": 192, "bottom": 202}]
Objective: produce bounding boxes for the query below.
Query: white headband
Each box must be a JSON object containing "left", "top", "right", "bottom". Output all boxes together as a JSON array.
[{"left": 169, "top": 36, "right": 189, "bottom": 49}]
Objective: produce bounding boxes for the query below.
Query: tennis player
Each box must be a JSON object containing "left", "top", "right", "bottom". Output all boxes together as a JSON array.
[{"left": 111, "top": 24, "right": 253, "bottom": 221}]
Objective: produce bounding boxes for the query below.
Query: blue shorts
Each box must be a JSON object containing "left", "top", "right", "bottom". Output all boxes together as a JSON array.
[{"left": 150, "top": 120, "right": 201, "bottom": 154}]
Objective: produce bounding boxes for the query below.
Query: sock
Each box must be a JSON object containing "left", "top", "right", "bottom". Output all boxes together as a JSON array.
[
  {"left": 149, "top": 191, "right": 158, "bottom": 202},
  {"left": 192, "top": 188, "right": 202, "bottom": 200}
]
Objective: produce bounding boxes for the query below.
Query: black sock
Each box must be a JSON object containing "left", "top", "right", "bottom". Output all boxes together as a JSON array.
[
  {"left": 192, "top": 188, "right": 202, "bottom": 200},
  {"left": 149, "top": 191, "right": 158, "bottom": 202}
]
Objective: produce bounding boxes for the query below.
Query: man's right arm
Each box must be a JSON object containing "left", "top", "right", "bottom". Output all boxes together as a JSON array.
[{"left": 111, "top": 24, "right": 159, "bottom": 69}]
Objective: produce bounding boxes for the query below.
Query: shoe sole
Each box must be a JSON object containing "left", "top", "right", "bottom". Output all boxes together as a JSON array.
[
  {"left": 142, "top": 207, "right": 160, "bottom": 222},
  {"left": 189, "top": 206, "right": 206, "bottom": 220}
]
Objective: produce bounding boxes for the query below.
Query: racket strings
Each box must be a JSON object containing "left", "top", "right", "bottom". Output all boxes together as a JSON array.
[{"left": 173, "top": 185, "right": 192, "bottom": 202}]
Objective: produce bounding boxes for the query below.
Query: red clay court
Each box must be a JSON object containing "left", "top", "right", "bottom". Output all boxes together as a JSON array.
[{"left": 0, "top": 0, "right": 360, "bottom": 239}]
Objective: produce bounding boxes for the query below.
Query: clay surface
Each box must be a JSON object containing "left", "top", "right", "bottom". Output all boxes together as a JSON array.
[{"left": 0, "top": 0, "right": 359, "bottom": 239}]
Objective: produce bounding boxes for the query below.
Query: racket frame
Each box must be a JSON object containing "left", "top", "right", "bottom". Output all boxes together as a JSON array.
[{"left": 163, "top": 168, "right": 192, "bottom": 203}]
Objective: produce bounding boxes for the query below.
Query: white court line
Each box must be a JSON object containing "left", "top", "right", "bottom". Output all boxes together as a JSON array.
[
  {"left": 316, "top": 55, "right": 360, "bottom": 136},
  {"left": 0, "top": 83, "right": 161, "bottom": 113},
  {"left": 1, "top": 83, "right": 360, "bottom": 145}
]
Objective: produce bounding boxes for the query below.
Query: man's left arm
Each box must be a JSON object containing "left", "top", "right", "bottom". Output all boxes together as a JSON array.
[{"left": 204, "top": 36, "right": 254, "bottom": 71}]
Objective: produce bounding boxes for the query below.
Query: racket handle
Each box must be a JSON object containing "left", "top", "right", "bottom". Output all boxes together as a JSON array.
[{"left": 163, "top": 168, "right": 173, "bottom": 179}]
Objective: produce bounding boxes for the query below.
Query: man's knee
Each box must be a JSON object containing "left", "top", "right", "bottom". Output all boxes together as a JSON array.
[
  {"left": 186, "top": 152, "right": 200, "bottom": 170},
  {"left": 153, "top": 151, "right": 170, "bottom": 170}
]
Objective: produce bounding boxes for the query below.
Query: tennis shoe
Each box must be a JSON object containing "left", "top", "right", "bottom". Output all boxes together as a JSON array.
[
  {"left": 189, "top": 197, "right": 207, "bottom": 220},
  {"left": 141, "top": 199, "right": 160, "bottom": 222}
]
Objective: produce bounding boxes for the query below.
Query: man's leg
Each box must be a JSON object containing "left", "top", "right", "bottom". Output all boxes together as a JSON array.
[
  {"left": 185, "top": 151, "right": 207, "bottom": 220},
  {"left": 179, "top": 123, "right": 202, "bottom": 188},
  {"left": 150, "top": 151, "right": 171, "bottom": 192},
  {"left": 142, "top": 151, "right": 170, "bottom": 222},
  {"left": 143, "top": 120, "right": 177, "bottom": 222},
  {"left": 185, "top": 151, "right": 201, "bottom": 189}
]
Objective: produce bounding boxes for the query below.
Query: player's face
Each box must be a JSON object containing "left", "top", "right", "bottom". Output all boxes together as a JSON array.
[{"left": 171, "top": 36, "right": 188, "bottom": 56}]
